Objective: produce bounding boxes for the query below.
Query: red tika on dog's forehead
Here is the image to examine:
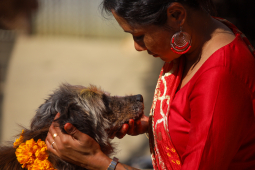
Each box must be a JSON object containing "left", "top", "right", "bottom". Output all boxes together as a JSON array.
[{"left": 79, "top": 85, "right": 107, "bottom": 96}]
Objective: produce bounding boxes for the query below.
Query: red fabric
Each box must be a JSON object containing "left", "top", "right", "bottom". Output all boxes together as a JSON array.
[
  {"left": 149, "top": 18, "right": 255, "bottom": 170},
  {"left": 169, "top": 34, "right": 255, "bottom": 169},
  {"left": 151, "top": 59, "right": 184, "bottom": 170}
]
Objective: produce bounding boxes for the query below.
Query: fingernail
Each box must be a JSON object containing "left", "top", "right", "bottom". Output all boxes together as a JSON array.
[
  {"left": 65, "top": 123, "right": 74, "bottom": 133},
  {"left": 129, "top": 119, "right": 134, "bottom": 125}
]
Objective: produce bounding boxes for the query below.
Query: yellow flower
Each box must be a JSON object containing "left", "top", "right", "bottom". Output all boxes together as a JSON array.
[
  {"left": 16, "top": 139, "right": 36, "bottom": 168},
  {"left": 32, "top": 159, "right": 56, "bottom": 170},
  {"left": 15, "top": 132, "right": 56, "bottom": 170},
  {"left": 13, "top": 130, "right": 25, "bottom": 148},
  {"left": 35, "top": 140, "right": 48, "bottom": 161}
]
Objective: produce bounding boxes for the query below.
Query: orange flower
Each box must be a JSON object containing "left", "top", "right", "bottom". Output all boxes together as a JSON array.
[
  {"left": 32, "top": 159, "right": 55, "bottom": 170},
  {"left": 35, "top": 140, "right": 48, "bottom": 161},
  {"left": 15, "top": 139, "right": 36, "bottom": 168},
  {"left": 13, "top": 130, "right": 25, "bottom": 148},
  {"left": 15, "top": 132, "right": 56, "bottom": 170}
]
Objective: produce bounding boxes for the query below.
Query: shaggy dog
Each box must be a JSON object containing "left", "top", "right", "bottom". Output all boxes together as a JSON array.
[{"left": 0, "top": 84, "right": 144, "bottom": 170}]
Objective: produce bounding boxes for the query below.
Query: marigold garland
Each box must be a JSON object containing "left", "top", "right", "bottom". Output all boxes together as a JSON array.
[
  {"left": 13, "top": 130, "right": 25, "bottom": 148},
  {"left": 14, "top": 130, "right": 56, "bottom": 170}
]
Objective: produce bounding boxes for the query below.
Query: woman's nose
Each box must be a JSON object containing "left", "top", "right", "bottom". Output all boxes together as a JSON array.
[{"left": 134, "top": 41, "right": 147, "bottom": 51}]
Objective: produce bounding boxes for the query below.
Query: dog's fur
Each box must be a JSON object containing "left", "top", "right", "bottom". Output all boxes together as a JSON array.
[{"left": 0, "top": 84, "right": 144, "bottom": 170}]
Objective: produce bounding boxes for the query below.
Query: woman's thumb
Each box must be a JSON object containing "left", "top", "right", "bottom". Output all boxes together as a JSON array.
[{"left": 64, "top": 123, "right": 77, "bottom": 134}]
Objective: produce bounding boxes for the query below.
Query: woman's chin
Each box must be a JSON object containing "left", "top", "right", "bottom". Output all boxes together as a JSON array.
[{"left": 160, "top": 57, "right": 172, "bottom": 63}]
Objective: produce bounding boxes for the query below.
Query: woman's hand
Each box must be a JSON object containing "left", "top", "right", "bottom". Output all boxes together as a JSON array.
[
  {"left": 112, "top": 115, "right": 149, "bottom": 139},
  {"left": 46, "top": 113, "right": 111, "bottom": 170}
]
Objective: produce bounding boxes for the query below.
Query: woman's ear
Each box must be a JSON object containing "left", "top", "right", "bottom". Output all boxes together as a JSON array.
[{"left": 166, "top": 2, "right": 186, "bottom": 28}]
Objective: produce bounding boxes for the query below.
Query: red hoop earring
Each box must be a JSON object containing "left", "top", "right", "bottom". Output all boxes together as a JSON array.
[{"left": 170, "top": 27, "right": 191, "bottom": 54}]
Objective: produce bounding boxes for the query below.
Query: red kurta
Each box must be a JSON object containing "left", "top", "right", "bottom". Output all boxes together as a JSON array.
[{"left": 169, "top": 34, "right": 255, "bottom": 169}]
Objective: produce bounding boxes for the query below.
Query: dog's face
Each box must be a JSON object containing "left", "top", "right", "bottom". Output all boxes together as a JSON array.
[
  {"left": 30, "top": 84, "right": 144, "bottom": 156},
  {"left": 0, "top": 84, "right": 144, "bottom": 170}
]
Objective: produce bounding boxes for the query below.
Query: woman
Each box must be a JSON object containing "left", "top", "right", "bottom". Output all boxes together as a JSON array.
[{"left": 46, "top": 0, "right": 255, "bottom": 169}]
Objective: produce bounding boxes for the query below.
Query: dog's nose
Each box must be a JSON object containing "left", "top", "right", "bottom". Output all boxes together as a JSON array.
[{"left": 135, "top": 94, "right": 143, "bottom": 102}]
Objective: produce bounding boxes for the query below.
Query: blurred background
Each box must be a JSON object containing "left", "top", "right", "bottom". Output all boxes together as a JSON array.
[{"left": 0, "top": 0, "right": 254, "bottom": 169}]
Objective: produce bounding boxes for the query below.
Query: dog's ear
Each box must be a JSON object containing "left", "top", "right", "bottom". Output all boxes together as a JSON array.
[
  {"left": 31, "top": 84, "right": 76, "bottom": 132},
  {"left": 31, "top": 98, "right": 58, "bottom": 131}
]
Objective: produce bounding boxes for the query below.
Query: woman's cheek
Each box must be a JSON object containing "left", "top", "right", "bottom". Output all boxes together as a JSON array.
[{"left": 146, "top": 39, "right": 160, "bottom": 52}]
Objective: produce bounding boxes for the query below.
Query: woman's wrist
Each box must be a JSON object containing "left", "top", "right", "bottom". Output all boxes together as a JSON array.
[
  {"left": 80, "top": 151, "right": 111, "bottom": 170},
  {"left": 96, "top": 152, "right": 112, "bottom": 170},
  {"left": 81, "top": 152, "right": 139, "bottom": 170}
]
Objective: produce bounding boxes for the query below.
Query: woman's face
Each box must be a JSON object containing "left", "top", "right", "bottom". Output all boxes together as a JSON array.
[{"left": 112, "top": 12, "right": 180, "bottom": 62}]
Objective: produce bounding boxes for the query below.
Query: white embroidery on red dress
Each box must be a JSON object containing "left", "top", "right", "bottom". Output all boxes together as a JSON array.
[
  {"left": 153, "top": 60, "right": 178, "bottom": 170},
  {"left": 155, "top": 60, "right": 178, "bottom": 137}
]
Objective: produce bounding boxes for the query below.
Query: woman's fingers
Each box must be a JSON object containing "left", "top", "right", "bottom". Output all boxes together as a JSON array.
[
  {"left": 127, "top": 119, "right": 135, "bottom": 135},
  {"left": 115, "top": 117, "right": 148, "bottom": 138},
  {"left": 45, "top": 136, "right": 81, "bottom": 166},
  {"left": 115, "top": 119, "right": 135, "bottom": 139},
  {"left": 64, "top": 123, "right": 81, "bottom": 140},
  {"left": 46, "top": 133, "right": 60, "bottom": 156},
  {"left": 47, "top": 116, "right": 74, "bottom": 154},
  {"left": 64, "top": 123, "right": 77, "bottom": 134},
  {"left": 46, "top": 123, "right": 64, "bottom": 159},
  {"left": 63, "top": 123, "right": 99, "bottom": 151},
  {"left": 45, "top": 113, "right": 103, "bottom": 168},
  {"left": 115, "top": 123, "right": 129, "bottom": 139},
  {"left": 52, "top": 112, "right": 60, "bottom": 125},
  {"left": 109, "top": 130, "right": 118, "bottom": 139}
]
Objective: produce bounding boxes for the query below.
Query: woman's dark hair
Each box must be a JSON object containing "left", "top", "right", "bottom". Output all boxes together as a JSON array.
[{"left": 101, "top": 0, "right": 216, "bottom": 26}]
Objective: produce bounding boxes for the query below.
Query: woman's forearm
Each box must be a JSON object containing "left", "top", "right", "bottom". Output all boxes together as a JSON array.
[
  {"left": 82, "top": 152, "right": 139, "bottom": 170},
  {"left": 116, "top": 163, "right": 140, "bottom": 170}
]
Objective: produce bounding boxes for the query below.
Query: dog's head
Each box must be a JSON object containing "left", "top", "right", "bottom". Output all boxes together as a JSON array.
[
  {"left": 30, "top": 84, "right": 144, "bottom": 155},
  {"left": 0, "top": 84, "right": 144, "bottom": 170}
]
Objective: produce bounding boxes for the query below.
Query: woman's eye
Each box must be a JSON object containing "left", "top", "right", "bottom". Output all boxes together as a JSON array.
[{"left": 133, "top": 35, "right": 144, "bottom": 41}]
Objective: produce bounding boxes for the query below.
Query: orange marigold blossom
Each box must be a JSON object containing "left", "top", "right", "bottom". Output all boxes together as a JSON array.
[
  {"left": 14, "top": 132, "right": 56, "bottom": 170},
  {"left": 32, "top": 159, "right": 56, "bottom": 170},
  {"left": 13, "top": 130, "right": 25, "bottom": 148}
]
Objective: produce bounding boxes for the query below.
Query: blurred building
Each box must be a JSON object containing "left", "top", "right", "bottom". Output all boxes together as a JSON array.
[
  {"left": 0, "top": 30, "right": 16, "bottom": 142},
  {"left": 33, "top": 0, "right": 125, "bottom": 38}
]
